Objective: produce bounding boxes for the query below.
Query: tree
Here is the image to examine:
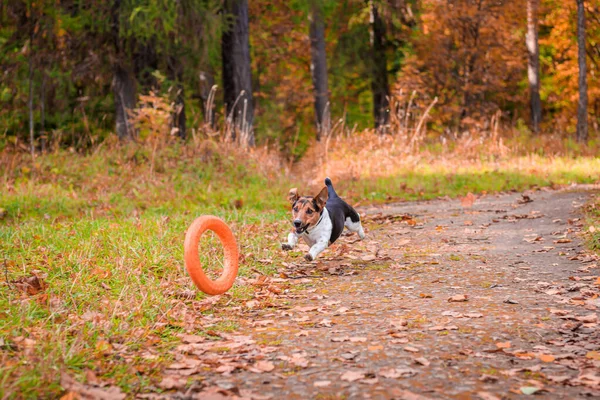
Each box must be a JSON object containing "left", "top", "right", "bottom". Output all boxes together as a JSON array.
[
  {"left": 369, "top": 0, "right": 390, "bottom": 132},
  {"left": 526, "top": 0, "right": 542, "bottom": 133},
  {"left": 111, "top": 0, "right": 136, "bottom": 141},
  {"left": 222, "top": 0, "right": 255, "bottom": 146},
  {"left": 576, "top": 0, "right": 588, "bottom": 143},
  {"left": 309, "top": 0, "right": 330, "bottom": 141}
]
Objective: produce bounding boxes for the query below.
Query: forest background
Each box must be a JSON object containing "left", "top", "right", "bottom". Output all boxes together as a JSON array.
[{"left": 1, "top": 0, "right": 599, "bottom": 155}]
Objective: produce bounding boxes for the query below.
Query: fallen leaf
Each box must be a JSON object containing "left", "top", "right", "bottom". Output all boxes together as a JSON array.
[
  {"left": 576, "top": 314, "right": 598, "bottom": 323},
  {"left": 379, "top": 368, "right": 401, "bottom": 378},
  {"left": 341, "top": 370, "right": 366, "bottom": 382},
  {"left": 253, "top": 320, "right": 275, "bottom": 327},
  {"left": 404, "top": 346, "right": 420, "bottom": 353},
  {"left": 547, "top": 375, "right": 571, "bottom": 383},
  {"left": 414, "top": 357, "right": 430, "bottom": 366},
  {"left": 318, "top": 319, "right": 333, "bottom": 327},
  {"left": 553, "top": 239, "right": 572, "bottom": 244},
  {"left": 476, "top": 391, "right": 501, "bottom": 400},
  {"left": 331, "top": 337, "right": 349, "bottom": 342},
  {"left": 495, "top": 341, "right": 511, "bottom": 349},
  {"left": 461, "top": 193, "right": 476, "bottom": 208},
  {"left": 538, "top": 354, "right": 555, "bottom": 363},
  {"left": 586, "top": 351, "right": 600, "bottom": 360},
  {"left": 479, "top": 374, "right": 499, "bottom": 383},
  {"left": 313, "top": 380, "right": 331, "bottom": 387},
  {"left": 253, "top": 360, "right": 274, "bottom": 373},
  {"left": 520, "top": 387, "right": 541, "bottom": 395},
  {"left": 61, "top": 373, "right": 127, "bottom": 399},
  {"left": 448, "top": 294, "right": 468, "bottom": 302}
]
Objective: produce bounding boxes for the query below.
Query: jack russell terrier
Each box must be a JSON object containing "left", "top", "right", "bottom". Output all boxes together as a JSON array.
[{"left": 282, "top": 178, "right": 365, "bottom": 261}]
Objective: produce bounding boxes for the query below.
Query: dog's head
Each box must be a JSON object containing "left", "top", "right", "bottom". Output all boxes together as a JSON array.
[{"left": 287, "top": 186, "right": 328, "bottom": 234}]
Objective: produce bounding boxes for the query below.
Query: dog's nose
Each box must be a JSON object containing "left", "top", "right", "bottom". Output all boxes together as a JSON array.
[{"left": 293, "top": 219, "right": 302, "bottom": 228}]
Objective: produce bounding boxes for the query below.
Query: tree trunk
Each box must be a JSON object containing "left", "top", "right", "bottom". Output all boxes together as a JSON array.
[
  {"left": 576, "top": 0, "right": 588, "bottom": 143},
  {"left": 222, "top": 0, "right": 255, "bottom": 146},
  {"left": 309, "top": 0, "right": 330, "bottom": 141},
  {"left": 369, "top": 1, "right": 390, "bottom": 132},
  {"left": 111, "top": 0, "right": 136, "bottom": 141},
  {"left": 526, "top": 0, "right": 542, "bottom": 133},
  {"left": 40, "top": 71, "right": 46, "bottom": 152},
  {"left": 28, "top": 42, "right": 34, "bottom": 157},
  {"left": 113, "top": 64, "right": 136, "bottom": 140},
  {"left": 168, "top": 58, "right": 186, "bottom": 139}
]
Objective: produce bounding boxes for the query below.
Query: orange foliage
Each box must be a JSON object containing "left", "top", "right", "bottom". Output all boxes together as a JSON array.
[
  {"left": 396, "top": 0, "right": 525, "bottom": 129},
  {"left": 542, "top": 0, "right": 600, "bottom": 133}
]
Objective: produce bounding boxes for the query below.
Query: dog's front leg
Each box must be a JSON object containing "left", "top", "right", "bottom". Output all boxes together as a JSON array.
[
  {"left": 305, "top": 240, "right": 328, "bottom": 261},
  {"left": 282, "top": 232, "right": 299, "bottom": 251}
]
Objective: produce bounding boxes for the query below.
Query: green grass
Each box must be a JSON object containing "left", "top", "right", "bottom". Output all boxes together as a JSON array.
[
  {"left": 585, "top": 198, "right": 600, "bottom": 252},
  {"left": 1, "top": 143, "right": 599, "bottom": 397}
]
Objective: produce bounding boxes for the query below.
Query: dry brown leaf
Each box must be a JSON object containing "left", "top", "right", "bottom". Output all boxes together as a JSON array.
[
  {"left": 538, "top": 354, "right": 555, "bottom": 363},
  {"left": 553, "top": 238, "right": 572, "bottom": 244},
  {"left": 341, "top": 370, "right": 366, "bottom": 382},
  {"left": 495, "top": 341, "right": 511, "bottom": 349},
  {"left": 576, "top": 314, "right": 598, "bottom": 323},
  {"left": 379, "top": 368, "right": 401, "bottom": 379},
  {"left": 253, "top": 360, "right": 275, "bottom": 373},
  {"left": 448, "top": 294, "right": 468, "bottom": 302},
  {"left": 461, "top": 193, "right": 476, "bottom": 208},
  {"left": 586, "top": 351, "right": 600, "bottom": 360},
  {"left": 404, "top": 346, "right": 420, "bottom": 353},
  {"left": 476, "top": 391, "right": 501, "bottom": 400},
  {"left": 414, "top": 357, "right": 430, "bottom": 366}
]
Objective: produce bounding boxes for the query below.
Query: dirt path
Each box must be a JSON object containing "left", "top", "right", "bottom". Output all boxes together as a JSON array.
[{"left": 153, "top": 189, "right": 600, "bottom": 400}]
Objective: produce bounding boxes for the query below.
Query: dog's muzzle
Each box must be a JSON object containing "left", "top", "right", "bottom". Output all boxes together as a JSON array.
[{"left": 293, "top": 220, "right": 309, "bottom": 234}]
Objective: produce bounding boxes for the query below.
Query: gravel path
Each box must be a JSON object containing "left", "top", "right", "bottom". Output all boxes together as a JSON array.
[{"left": 153, "top": 188, "right": 600, "bottom": 400}]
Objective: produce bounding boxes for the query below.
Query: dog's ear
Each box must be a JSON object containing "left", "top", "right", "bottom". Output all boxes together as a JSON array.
[
  {"left": 287, "top": 188, "right": 299, "bottom": 204},
  {"left": 315, "top": 186, "right": 328, "bottom": 210}
]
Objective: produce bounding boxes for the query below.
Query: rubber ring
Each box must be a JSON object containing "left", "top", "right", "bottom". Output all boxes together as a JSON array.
[{"left": 184, "top": 215, "right": 239, "bottom": 295}]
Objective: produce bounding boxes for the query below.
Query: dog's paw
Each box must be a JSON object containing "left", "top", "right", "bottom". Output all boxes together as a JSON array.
[
  {"left": 281, "top": 243, "right": 293, "bottom": 251},
  {"left": 304, "top": 253, "right": 314, "bottom": 262}
]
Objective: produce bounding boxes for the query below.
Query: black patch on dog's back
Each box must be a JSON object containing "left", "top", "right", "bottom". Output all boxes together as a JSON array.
[{"left": 326, "top": 196, "right": 359, "bottom": 244}]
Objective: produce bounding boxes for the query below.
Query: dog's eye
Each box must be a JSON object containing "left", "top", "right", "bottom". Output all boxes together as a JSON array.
[
  {"left": 293, "top": 207, "right": 299, "bottom": 212},
  {"left": 306, "top": 209, "right": 313, "bottom": 215}
]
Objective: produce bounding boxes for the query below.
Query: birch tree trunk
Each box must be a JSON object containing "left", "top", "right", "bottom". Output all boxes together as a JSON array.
[{"left": 526, "top": 0, "right": 542, "bottom": 133}]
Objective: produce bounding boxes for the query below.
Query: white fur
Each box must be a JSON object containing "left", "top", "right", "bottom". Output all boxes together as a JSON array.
[
  {"left": 345, "top": 216, "right": 365, "bottom": 239},
  {"left": 283, "top": 208, "right": 365, "bottom": 260}
]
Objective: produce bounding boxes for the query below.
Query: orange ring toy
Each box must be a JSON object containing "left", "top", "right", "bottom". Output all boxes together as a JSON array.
[{"left": 184, "top": 215, "right": 239, "bottom": 295}]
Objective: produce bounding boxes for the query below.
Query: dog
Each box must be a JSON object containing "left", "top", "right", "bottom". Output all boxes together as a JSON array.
[{"left": 282, "top": 178, "right": 365, "bottom": 261}]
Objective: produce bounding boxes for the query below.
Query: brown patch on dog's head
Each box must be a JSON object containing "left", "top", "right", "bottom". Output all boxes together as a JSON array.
[
  {"left": 289, "top": 186, "right": 328, "bottom": 234},
  {"left": 287, "top": 188, "right": 299, "bottom": 204}
]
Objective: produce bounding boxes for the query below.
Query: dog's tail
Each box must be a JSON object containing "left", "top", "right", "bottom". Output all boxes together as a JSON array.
[{"left": 324, "top": 177, "right": 339, "bottom": 199}]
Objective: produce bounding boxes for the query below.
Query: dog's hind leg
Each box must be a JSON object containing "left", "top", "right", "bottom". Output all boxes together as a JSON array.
[{"left": 345, "top": 216, "right": 366, "bottom": 240}]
